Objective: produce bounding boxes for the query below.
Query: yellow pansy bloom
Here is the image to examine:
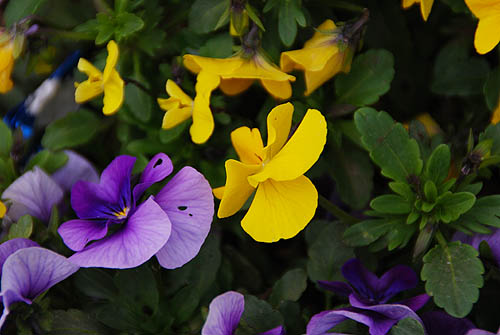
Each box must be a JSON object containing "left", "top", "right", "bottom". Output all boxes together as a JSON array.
[
  {"left": 280, "top": 20, "right": 353, "bottom": 96},
  {"left": 0, "top": 200, "right": 6, "bottom": 218},
  {"left": 158, "top": 80, "right": 194, "bottom": 130},
  {"left": 182, "top": 52, "right": 295, "bottom": 144},
  {"left": 75, "top": 40, "right": 124, "bottom": 115},
  {"left": 214, "top": 102, "right": 327, "bottom": 242},
  {"left": 402, "top": 0, "right": 435, "bottom": 21},
  {"left": 0, "top": 32, "right": 15, "bottom": 94},
  {"left": 465, "top": 0, "right": 500, "bottom": 54}
]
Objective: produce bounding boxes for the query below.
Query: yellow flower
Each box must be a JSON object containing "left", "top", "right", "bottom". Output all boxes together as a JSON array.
[
  {"left": 491, "top": 97, "right": 500, "bottom": 124},
  {"left": 403, "top": 113, "right": 442, "bottom": 136},
  {"left": 0, "top": 33, "right": 15, "bottom": 94},
  {"left": 214, "top": 102, "right": 327, "bottom": 242},
  {"left": 182, "top": 52, "right": 295, "bottom": 144},
  {"left": 402, "top": 0, "right": 435, "bottom": 21},
  {"left": 158, "top": 80, "right": 194, "bottom": 130},
  {"left": 280, "top": 20, "right": 353, "bottom": 96},
  {"left": 465, "top": 0, "right": 500, "bottom": 54},
  {"left": 0, "top": 200, "right": 5, "bottom": 218},
  {"left": 75, "top": 40, "right": 124, "bottom": 115}
]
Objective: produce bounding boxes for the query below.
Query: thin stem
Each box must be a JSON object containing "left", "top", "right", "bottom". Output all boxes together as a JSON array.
[
  {"left": 123, "top": 77, "right": 156, "bottom": 97},
  {"left": 318, "top": 194, "right": 360, "bottom": 225},
  {"left": 435, "top": 229, "right": 448, "bottom": 249}
]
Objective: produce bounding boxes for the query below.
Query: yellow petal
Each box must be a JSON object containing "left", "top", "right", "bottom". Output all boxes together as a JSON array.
[
  {"left": 465, "top": 0, "right": 500, "bottom": 18},
  {"left": 304, "top": 20, "right": 337, "bottom": 49},
  {"left": 74, "top": 79, "right": 103, "bottom": 103},
  {"left": 162, "top": 106, "right": 192, "bottom": 129},
  {"left": 219, "top": 78, "right": 254, "bottom": 95},
  {"left": 241, "top": 176, "right": 318, "bottom": 242},
  {"left": 0, "top": 200, "right": 6, "bottom": 218},
  {"left": 102, "top": 70, "right": 124, "bottom": 115},
  {"left": 0, "top": 43, "right": 13, "bottom": 71},
  {"left": 231, "top": 127, "right": 264, "bottom": 165},
  {"left": 166, "top": 79, "right": 192, "bottom": 106},
  {"left": 183, "top": 54, "right": 243, "bottom": 75},
  {"left": 0, "top": 59, "right": 14, "bottom": 94},
  {"left": 280, "top": 44, "right": 339, "bottom": 73},
  {"left": 103, "top": 40, "right": 119, "bottom": 83},
  {"left": 473, "top": 14, "right": 500, "bottom": 54},
  {"left": 225, "top": 54, "right": 294, "bottom": 82},
  {"left": 248, "top": 109, "right": 327, "bottom": 186},
  {"left": 264, "top": 102, "right": 293, "bottom": 159},
  {"left": 402, "top": 0, "right": 419, "bottom": 9},
  {"left": 491, "top": 98, "right": 500, "bottom": 125},
  {"left": 213, "top": 186, "right": 225, "bottom": 200},
  {"left": 416, "top": 113, "right": 441, "bottom": 136},
  {"left": 77, "top": 58, "right": 102, "bottom": 79},
  {"left": 420, "top": 0, "right": 434, "bottom": 21},
  {"left": 260, "top": 79, "right": 293, "bottom": 100},
  {"left": 217, "top": 160, "right": 260, "bottom": 218},
  {"left": 303, "top": 50, "right": 346, "bottom": 96},
  {"left": 190, "top": 71, "right": 220, "bottom": 144},
  {"left": 157, "top": 97, "right": 181, "bottom": 111}
]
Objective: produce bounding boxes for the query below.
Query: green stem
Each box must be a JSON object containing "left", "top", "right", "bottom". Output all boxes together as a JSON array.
[
  {"left": 435, "top": 229, "right": 448, "bottom": 249},
  {"left": 318, "top": 194, "right": 360, "bottom": 225},
  {"left": 39, "top": 28, "right": 94, "bottom": 41}
]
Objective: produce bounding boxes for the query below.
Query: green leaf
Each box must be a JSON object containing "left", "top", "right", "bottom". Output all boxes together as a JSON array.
[
  {"left": 306, "top": 220, "right": 354, "bottom": 282},
  {"left": 390, "top": 317, "right": 426, "bottom": 335},
  {"left": 269, "top": 269, "right": 307, "bottom": 307},
  {"left": 437, "top": 192, "right": 476, "bottom": 223},
  {"left": 328, "top": 140, "right": 373, "bottom": 210},
  {"left": 0, "top": 121, "right": 13, "bottom": 157},
  {"left": 479, "top": 123, "right": 500, "bottom": 155},
  {"left": 4, "top": 0, "right": 47, "bottom": 26},
  {"left": 115, "top": 12, "right": 145, "bottom": 41},
  {"left": 95, "top": 13, "right": 115, "bottom": 45},
  {"left": 124, "top": 83, "right": 153, "bottom": 123},
  {"left": 188, "top": 0, "right": 230, "bottom": 34},
  {"left": 240, "top": 295, "right": 283, "bottom": 333},
  {"left": 335, "top": 49, "right": 395, "bottom": 106},
  {"left": 26, "top": 150, "right": 68, "bottom": 174},
  {"left": 389, "top": 182, "right": 415, "bottom": 201},
  {"left": 74, "top": 268, "right": 118, "bottom": 300},
  {"left": 245, "top": 4, "right": 265, "bottom": 31},
  {"left": 343, "top": 219, "right": 393, "bottom": 246},
  {"left": 42, "top": 110, "right": 100, "bottom": 150},
  {"left": 425, "top": 144, "right": 451, "bottom": 185},
  {"left": 454, "top": 195, "right": 500, "bottom": 229},
  {"left": 431, "top": 40, "right": 490, "bottom": 96},
  {"left": 159, "top": 122, "right": 188, "bottom": 144},
  {"left": 422, "top": 241, "right": 484, "bottom": 317},
  {"left": 199, "top": 33, "right": 233, "bottom": 58},
  {"left": 278, "top": 0, "right": 298, "bottom": 47},
  {"left": 424, "top": 180, "right": 438, "bottom": 203},
  {"left": 371, "top": 194, "right": 412, "bottom": 214},
  {"left": 168, "top": 286, "right": 200, "bottom": 324},
  {"left": 484, "top": 67, "right": 500, "bottom": 111},
  {"left": 8, "top": 215, "right": 33, "bottom": 239},
  {"left": 354, "top": 108, "right": 423, "bottom": 183},
  {"left": 50, "top": 309, "right": 109, "bottom": 335}
]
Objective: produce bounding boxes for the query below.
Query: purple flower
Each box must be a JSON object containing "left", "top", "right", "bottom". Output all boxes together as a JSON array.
[
  {"left": 202, "top": 291, "right": 285, "bottom": 335},
  {"left": 58, "top": 153, "right": 214, "bottom": 269},
  {"left": 453, "top": 229, "right": 500, "bottom": 267},
  {"left": 307, "top": 258, "right": 429, "bottom": 335},
  {"left": 1, "top": 150, "right": 99, "bottom": 222},
  {"left": 466, "top": 330, "right": 500, "bottom": 335},
  {"left": 0, "top": 238, "right": 79, "bottom": 330},
  {"left": 422, "top": 311, "right": 475, "bottom": 335}
]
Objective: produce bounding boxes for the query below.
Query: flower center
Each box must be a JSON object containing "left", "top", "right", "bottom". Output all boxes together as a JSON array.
[{"left": 113, "top": 207, "right": 129, "bottom": 219}]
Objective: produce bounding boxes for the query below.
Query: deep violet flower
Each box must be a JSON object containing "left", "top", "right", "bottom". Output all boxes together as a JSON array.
[
  {"left": 307, "top": 258, "right": 429, "bottom": 335},
  {"left": 202, "top": 291, "right": 285, "bottom": 335},
  {"left": 453, "top": 229, "right": 500, "bottom": 267},
  {"left": 0, "top": 238, "right": 79, "bottom": 330},
  {"left": 1, "top": 150, "right": 99, "bottom": 222},
  {"left": 58, "top": 153, "right": 214, "bottom": 269},
  {"left": 422, "top": 311, "right": 475, "bottom": 335}
]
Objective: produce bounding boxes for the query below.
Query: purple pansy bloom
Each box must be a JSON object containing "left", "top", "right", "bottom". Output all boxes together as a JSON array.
[
  {"left": 453, "top": 229, "right": 500, "bottom": 267},
  {"left": 307, "top": 258, "right": 429, "bottom": 335},
  {"left": 1, "top": 150, "right": 99, "bottom": 223},
  {"left": 202, "top": 291, "right": 285, "bottom": 335},
  {"left": 0, "top": 238, "right": 79, "bottom": 330},
  {"left": 422, "top": 311, "right": 475, "bottom": 335},
  {"left": 58, "top": 153, "right": 214, "bottom": 269},
  {"left": 466, "top": 330, "right": 500, "bottom": 335}
]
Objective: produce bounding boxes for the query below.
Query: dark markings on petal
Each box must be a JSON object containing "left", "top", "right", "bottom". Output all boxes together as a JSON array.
[
  {"left": 154, "top": 159, "right": 163, "bottom": 168},
  {"left": 178, "top": 206, "right": 187, "bottom": 211}
]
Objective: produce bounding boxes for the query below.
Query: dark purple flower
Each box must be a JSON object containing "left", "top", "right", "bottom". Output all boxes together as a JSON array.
[
  {"left": 202, "top": 291, "right": 285, "bottom": 335},
  {"left": 466, "top": 330, "right": 500, "bottom": 335},
  {"left": 453, "top": 229, "right": 500, "bottom": 268},
  {"left": 0, "top": 238, "right": 79, "bottom": 330},
  {"left": 422, "top": 311, "right": 475, "bottom": 335},
  {"left": 58, "top": 153, "right": 214, "bottom": 269},
  {"left": 307, "top": 258, "right": 429, "bottom": 335}
]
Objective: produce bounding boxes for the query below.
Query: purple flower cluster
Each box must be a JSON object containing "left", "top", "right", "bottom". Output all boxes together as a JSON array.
[{"left": 58, "top": 153, "right": 214, "bottom": 269}]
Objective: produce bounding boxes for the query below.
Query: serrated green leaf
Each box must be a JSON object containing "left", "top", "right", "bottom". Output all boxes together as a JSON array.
[
  {"left": 42, "top": 110, "right": 100, "bottom": 150},
  {"left": 188, "top": 0, "right": 230, "bottom": 34},
  {"left": 343, "top": 219, "right": 393, "bottom": 246},
  {"left": 269, "top": 269, "right": 307, "bottom": 307},
  {"left": 306, "top": 220, "right": 354, "bottom": 282},
  {"left": 8, "top": 215, "right": 33, "bottom": 239},
  {"left": 0, "top": 121, "right": 13, "bottom": 157},
  {"left": 355, "top": 108, "right": 423, "bottom": 182},
  {"left": 425, "top": 144, "right": 451, "bottom": 185},
  {"left": 437, "top": 192, "right": 476, "bottom": 223},
  {"left": 422, "top": 241, "right": 484, "bottom": 317},
  {"left": 371, "top": 194, "right": 412, "bottom": 214},
  {"left": 4, "top": 0, "right": 47, "bottom": 26},
  {"left": 26, "top": 150, "right": 68, "bottom": 174},
  {"left": 115, "top": 12, "right": 144, "bottom": 41},
  {"left": 454, "top": 195, "right": 500, "bottom": 229},
  {"left": 431, "top": 40, "right": 490, "bottom": 96},
  {"left": 336, "top": 49, "right": 395, "bottom": 106},
  {"left": 390, "top": 317, "right": 425, "bottom": 335}
]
